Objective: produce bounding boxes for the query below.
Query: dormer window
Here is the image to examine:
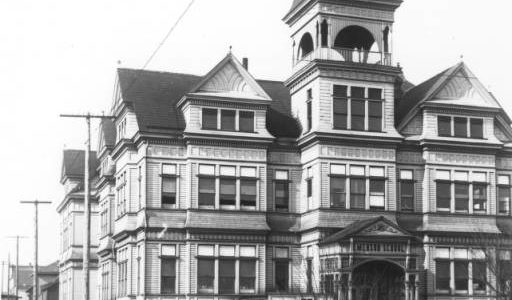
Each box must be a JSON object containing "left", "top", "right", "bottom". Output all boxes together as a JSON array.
[
  {"left": 202, "top": 108, "right": 255, "bottom": 133},
  {"left": 437, "top": 115, "right": 484, "bottom": 139}
]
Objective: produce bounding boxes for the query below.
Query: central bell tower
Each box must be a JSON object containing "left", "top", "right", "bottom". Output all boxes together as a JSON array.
[{"left": 283, "top": 0, "right": 404, "bottom": 142}]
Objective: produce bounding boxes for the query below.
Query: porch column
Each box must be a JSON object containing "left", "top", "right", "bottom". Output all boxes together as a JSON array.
[
  {"left": 404, "top": 273, "right": 410, "bottom": 300},
  {"left": 347, "top": 272, "right": 353, "bottom": 300},
  {"left": 414, "top": 276, "right": 420, "bottom": 300}
]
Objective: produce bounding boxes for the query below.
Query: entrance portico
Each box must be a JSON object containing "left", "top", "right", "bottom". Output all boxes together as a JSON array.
[{"left": 319, "top": 217, "right": 420, "bottom": 300}]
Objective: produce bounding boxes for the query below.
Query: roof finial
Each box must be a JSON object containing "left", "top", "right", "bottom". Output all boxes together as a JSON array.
[
  {"left": 229, "top": 45, "right": 232, "bottom": 54},
  {"left": 459, "top": 54, "right": 464, "bottom": 62}
]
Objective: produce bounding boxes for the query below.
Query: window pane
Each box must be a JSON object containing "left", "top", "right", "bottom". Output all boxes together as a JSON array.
[
  {"left": 436, "top": 170, "right": 450, "bottom": 180},
  {"left": 472, "top": 172, "right": 486, "bottom": 182},
  {"left": 498, "top": 175, "right": 510, "bottom": 185},
  {"left": 455, "top": 261, "right": 469, "bottom": 291},
  {"left": 162, "top": 245, "right": 176, "bottom": 257},
  {"left": 162, "top": 259, "right": 176, "bottom": 276},
  {"left": 162, "top": 164, "right": 176, "bottom": 175},
  {"left": 436, "top": 260, "right": 450, "bottom": 291},
  {"left": 307, "top": 100, "right": 312, "bottom": 131},
  {"left": 351, "top": 100, "right": 365, "bottom": 131},
  {"left": 241, "top": 180, "right": 257, "bottom": 207},
  {"left": 454, "top": 117, "right": 468, "bottom": 137},
  {"left": 275, "top": 170, "right": 288, "bottom": 180},
  {"left": 436, "top": 182, "right": 451, "bottom": 210},
  {"left": 333, "top": 98, "right": 347, "bottom": 129},
  {"left": 498, "top": 187, "right": 511, "bottom": 214},
  {"left": 276, "top": 248, "right": 289, "bottom": 258},
  {"left": 333, "top": 85, "right": 347, "bottom": 97},
  {"left": 351, "top": 87, "right": 365, "bottom": 99},
  {"left": 368, "top": 102, "right": 382, "bottom": 131},
  {"left": 239, "top": 111, "right": 255, "bottom": 132},
  {"left": 435, "top": 248, "right": 450, "bottom": 259},
  {"left": 199, "top": 165, "right": 215, "bottom": 175},
  {"left": 400, "top": 170, "right": 413, "bottom": 180},
  {"left": 275, "top": 261, "right": 289, "bottom": 291},
  {"left": 350, "top": 166, "right": 365, "bottom": 176},
  {"left": 202, "top": 109, "right": 217, "bottom": 130},
  {"left": 473, "top": 184, "right": 487, "bottom": 212},
  {"left": 199, "top": 178, "right": 215, "bottom": 207},
  {"left": 454, "top": 171, "right": 468, "bottom": 181},
  {"left": 220, "top": 179, "right": 236, "bottom": 206},
  {"left": 370, "top": 167, "right": 385, "bottom": 177},
  {"left": 370, "top": 179, "right": 385, "bottom": 208},
  {"left": 241, "top": 167, "right": 257, "bottom": 178},
  {"left": 197, "top": 259, "right": 214, "bottom": 294},
  {"left": 438, "top": 116, "right": 451, "bottom": 136},
  {"left": 275, "top": 182, "right": 289, "bottom": 210},
  {"left": 330, "top": 164, "right": 346, "bottom": 175},
  {"left": 400, "top": 181, "right": 414, "bottom": 211},
  {"left": 162, "top": 177, "right": 176, "bottom": 206},
  {"left": 219, "top": 246, "right": 235, "bottom": 257},
  {"left": 330, "top": 177, "right": 346, "bottom": 208},
  {"left": 240, "top": 261, "right": 256, "bottom": 293},
  {"left": 220, "top": 166, "right": 236, "bottom": 176},
  {"left": 221, "top": 110, "right": 236, "bottom": 131},
  {"left": 350, "top": 178, "right": 366, "bottom": 209},
  {"left": 473, "top": 261, "right": 486, "bottom": 292},
  {"left": 240, "top": 246, "right": 256, "bottom": 257},
  {"left": 368, "top": 88, "right": 382, "bottom": 100},
  {"left": 470, "top": 118, "right": 483, "bottom": 139},
  {"left": 455, "top": 183, "right": 469, "bottom": 211}
]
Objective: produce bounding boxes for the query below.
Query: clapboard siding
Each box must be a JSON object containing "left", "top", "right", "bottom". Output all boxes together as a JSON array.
[
  {"left": 146, "top": 243, "right": 160, "bottom": 294},
  {"left": 265, "top": 246, "right": 274, "bottom": 290},
  {"left": 320, "top": 162, "right": 330, "bottom": 208},
  {"left": 259, "top": 166, "right": 267, "bottom": 211},
  {"left": 179, "top": 164, "right": 188, "bottom": 209},
  {"left": 147, "top": 163, "right": 161, "bottom": 208},
  {"left": 258, "top": 244, "right": 266, "bottom": 293}
]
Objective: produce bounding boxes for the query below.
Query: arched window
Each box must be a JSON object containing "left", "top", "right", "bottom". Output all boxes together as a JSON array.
[
  {"left": 321, "top": 20, "right": 328, "bottom": 47},
  {"left": 298, "top": 33, "right": 314, "bottom": 59}
]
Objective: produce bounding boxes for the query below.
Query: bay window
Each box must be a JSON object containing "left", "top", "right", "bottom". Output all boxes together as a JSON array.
[
  {"left": 369, "top": 167, "right": 385, "bottom": 210},
  {"left": 400, "top": 170, "right": 414, "bottom": 211},
  {"left": 161, "top": 164, "right": 177, "bottom": 208},
  {"left": 330, "top": 164, "right": 346, "bottom": 208},
  {"left": 198, "top": 165, "right": 216, "bottom": 208},
  {"left": 498, "top": 175, "right": 511, "bottom": 215}
]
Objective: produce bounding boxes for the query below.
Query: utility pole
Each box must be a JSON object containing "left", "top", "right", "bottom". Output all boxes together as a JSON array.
[
  {"left": 20, "top": 200, "right": 51, "bottom": 300},
  {"left": 1, "top": 261, "right": 4, "bottom": 296},
  {"left": 6, "top": 236, "right": 28, "bottom": 300},
  {"left": 60, "top": 113, "right": 114, "bottom": 300}
]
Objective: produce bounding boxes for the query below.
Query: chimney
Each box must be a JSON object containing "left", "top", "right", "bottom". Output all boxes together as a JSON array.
[{"left": 242, "top": 58, "right": 249, "bottom": 71}]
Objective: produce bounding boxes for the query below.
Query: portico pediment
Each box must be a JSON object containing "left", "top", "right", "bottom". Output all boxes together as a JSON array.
[{"left": 321, "top": 216, "right": 413, "bottom": 245}]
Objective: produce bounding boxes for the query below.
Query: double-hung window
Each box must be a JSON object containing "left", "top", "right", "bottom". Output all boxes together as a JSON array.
[
  {"left": 333, "top": 85, "right": 348, "bottom": 129},
  {"left": 239, "top": 246, "right": 257, "bottom": 294},
  {"left": 454, "top": 171, "right": 469, "bottom": 212},
  {"left": 221, "top": 110, "right": 236, "bottom": 131},
  {"left": 472, "top": 172, "right": 487, "bottom": 213},
  {"left": 197, "top": 245, "right": 215, "bottom": 294},
  {"left": 219, "top": 246, "right": 236, "bottom": 294},
  {"left": 438, "top": 116, "right": 484, "bottom": 139},
  {"left": 117, "top": 248, "right": 128, "bottom": 297},
  {"left": 435, "top": 248, "right": 450, "bottom": 293},
  {"left": 198, "top": 165, "right": 216, "bottom": 208},
  {"left": 400, "top": 170, "right": 414, "bottom": 211},
  {"left": 202, "top": 108, "right": 218, "bottom": 130},
  {"left": 351, "top": 87, "right": 366, "bottom": 131},
  {"left": 240, "top": 167, "right": 257, "bottom": 209},
  {"left": 454, "top": 249, "right": 469, "bottom": 293},
  {"left": 454, "top": 117, "right": 468, "bottom": 137},
  {"left": 274, "top": 248, "right": 289, "bottom": 292},
  {"left": 161, "top": 164, "right": 177, "bottom": 209},
  {"left": 438, "top": 116, "right": 452, "bottom": 137},
  {"left": 306, "top": 167, "right": 313, "bottom": 210},
  {"left": 161, "top": 245, "right": 177, "bottom": 294},
  {"left": 239, "top": 111, "right": 255, "bottom": 132},
  {"left": 498, "top": 250, "right": 512, "bottom": 294},
  {"left": 306, "top": 89, "right": 313, "bottom": 132},
  {"left": 498, "top": 175, "right": 511, "bottom": 215},
  {"left": 470, "top": 119, "right": 484, "bottom": 138},
  {"left": 350, "top": 166, "right": 366, "bottom": 210},
  {"left": 330, "top": 164, "right": 346, "bottom": 209},
  {"left": 219, "top": 166, "right": 236, "bottom": 209},
  {"left": 116, "top": 171, "right": 127, "bottom": 217},
  {"left": 436, "top": 170, "right": 451, "bottom": 211},
  {"left": 274, "top": 171, "right": 289, "bottom": 211},
  {"left": 472, "top": 249, "right": 487, "bottom": 294},
  {"left": 368, "top": 88, "right": 383, "bottom": 132},
  {"left": 369, "top": 167, "right": 385, "bottom": 210}
]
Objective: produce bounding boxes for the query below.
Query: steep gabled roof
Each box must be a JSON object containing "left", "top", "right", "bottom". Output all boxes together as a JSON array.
[
  {"left": 117, "top": 68, "right": 301, "bottom": 139},
  {"left": 61, "top": 150, "right": 99, "bottom": 182},
  {"left": 100, "top": 118, "right": 116, "bottom": 148}
]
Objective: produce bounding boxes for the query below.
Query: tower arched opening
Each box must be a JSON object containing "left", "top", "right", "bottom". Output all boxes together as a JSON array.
[
  {"left": 321, "top": 20, "right": 328, "bottom": 47},
  {"left": 298, "top": 32, "right": 314, "bottom": 59},
  {"left": 334, "top": 25, "right": 376, "bottom": 50}
]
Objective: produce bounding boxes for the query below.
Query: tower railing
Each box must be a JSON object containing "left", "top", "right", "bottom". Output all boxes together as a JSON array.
[{"left": 294, "top": 47, "right": 393, "bottom": 69}]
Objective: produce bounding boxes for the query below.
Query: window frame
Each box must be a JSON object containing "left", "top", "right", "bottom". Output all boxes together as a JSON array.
[
  {"left": 399, "top": 170, "right": 415, "bottom": 212},
  {"left": 161, "top": 164, "right": 178, "bottom": 209},
  {"left": 274, "top": 170, "right": 290, "bottom": 212}
]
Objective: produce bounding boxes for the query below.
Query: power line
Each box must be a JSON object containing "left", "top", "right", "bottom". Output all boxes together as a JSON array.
[{"left": 122, "top": 0, "right": 196, "bottom": 95}]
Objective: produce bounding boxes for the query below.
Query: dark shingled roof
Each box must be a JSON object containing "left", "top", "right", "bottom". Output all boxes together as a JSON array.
[
  {"left": 117, "top": 68, "right": 301, "bottom": 138},
  {"left": 61, "top": 149, "right": 99, "bottom": 182},
  {"left": 396, "top": 63, "right": 460, "bottom": 124}
]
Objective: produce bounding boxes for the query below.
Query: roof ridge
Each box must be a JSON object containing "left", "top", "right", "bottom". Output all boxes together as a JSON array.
[{"left": 117, "top": 67, "right": 202, "bottom": 78}]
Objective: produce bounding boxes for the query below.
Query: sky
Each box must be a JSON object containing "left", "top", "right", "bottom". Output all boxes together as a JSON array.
[{"left": 0, "top": 0, "right": 511, "bottom": 270}]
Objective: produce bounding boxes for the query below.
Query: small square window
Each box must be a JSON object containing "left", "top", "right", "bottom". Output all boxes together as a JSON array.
[
  {"left": 162, "top": 164, "right": 177, "bottom": 175},
  {"left": 400, "top": 170, "right": 413, "bottom": 180},
  {"left": 198, "top": 245, "right": 214, "bottom": 256},
  {"left": 240, "top": 246, "right": 256, "bottom": 257},
  {"left": 219, "top": 245, "right": 235, "bottom": 257},
  {"left": 436, "top": 170, "right": 451, "bottom": 181},
  {"left": 472, "top": 172, "right": 486, "bottom": 182},
  {"left": 435, "top": 248, "right": 450, "bottom": 259},
  {"left": 454, "top": 171, "right": 468, "bottom": 181},
  {"left": 241, "top": 167, "right": 257, "bottom": 178},
  {"left": 275, "top": 248, "right": 289, "bottom": 259},
  {"left": 498, "top": 175, "right": 510, "bottom": 185},
  {"left": 370, "top": 166, "right": 385, "bottom": 177},
  {"left": 368, "top": 88, "right": 382, "bottom": 100},
  {"left": 454, "top": 248, "right": 468, "bottom": 259}
]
